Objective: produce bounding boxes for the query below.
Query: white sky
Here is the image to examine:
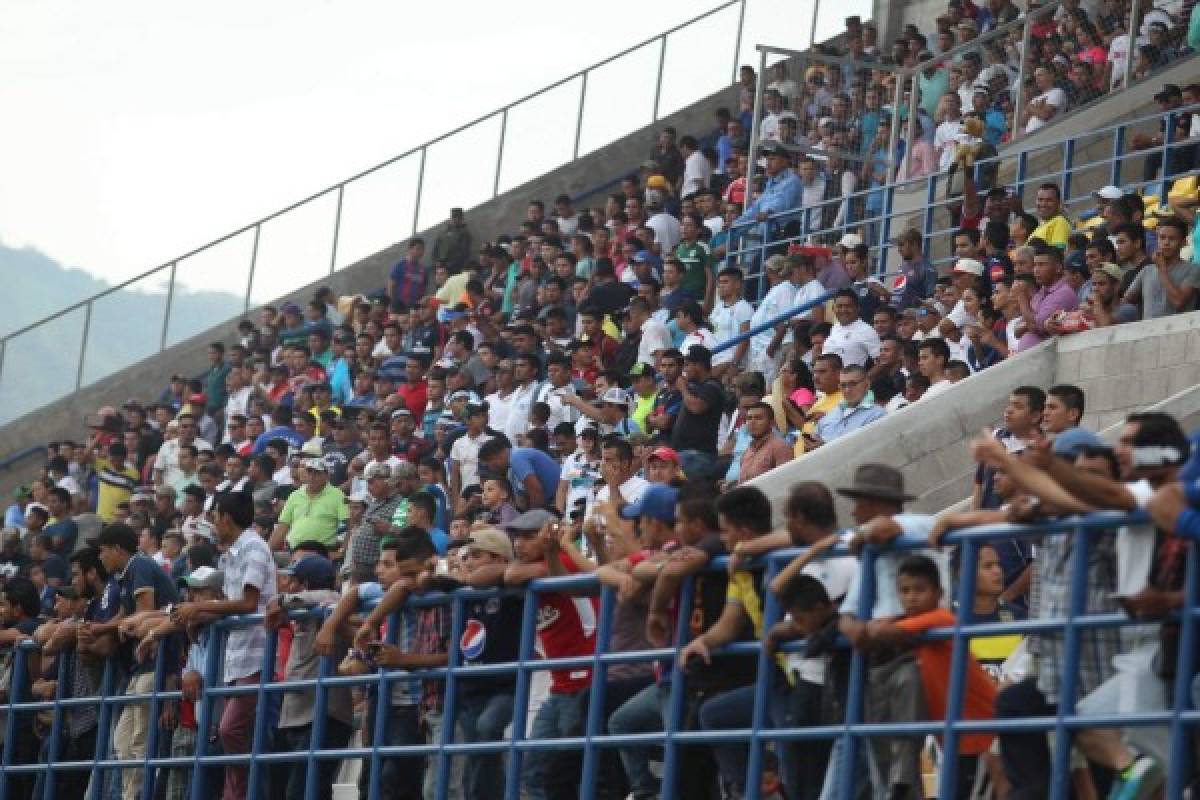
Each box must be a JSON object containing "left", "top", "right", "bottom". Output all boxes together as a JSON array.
[{"left": 0, "top": 0, "right": 864, "bottom": 305}]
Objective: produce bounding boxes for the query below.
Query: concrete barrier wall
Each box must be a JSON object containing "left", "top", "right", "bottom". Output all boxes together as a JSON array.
[{"left": 748, "top": 311, "right": 1200, "bottom": 523}]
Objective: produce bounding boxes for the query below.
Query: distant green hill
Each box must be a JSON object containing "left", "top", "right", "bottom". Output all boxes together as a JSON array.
[{"left": 1, "top": 241, "right": 243, "bottom": 425}]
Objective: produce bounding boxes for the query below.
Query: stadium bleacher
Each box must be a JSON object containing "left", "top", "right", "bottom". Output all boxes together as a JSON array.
[{"left": 4, "top": 1, "right": 1200, "bottom": 798}]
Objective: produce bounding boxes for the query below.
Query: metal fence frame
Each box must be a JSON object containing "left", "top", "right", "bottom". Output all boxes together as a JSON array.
[{"left": 2, "top": 511, "right": 1196, "bottom": 800}]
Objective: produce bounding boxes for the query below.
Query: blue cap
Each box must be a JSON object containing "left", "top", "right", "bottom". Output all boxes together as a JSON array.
[
  {"left": 633, "top": 250, "right": 652, "bottom": 264},
  {"left": 620, "top": 484, "right": 679, "bottom": 523},
  {"left": 279, "top": 555, "right": 337, "bottom": 590},
  {"left": 1052, "top": 427, "right": 1104, "bottom": 458}
]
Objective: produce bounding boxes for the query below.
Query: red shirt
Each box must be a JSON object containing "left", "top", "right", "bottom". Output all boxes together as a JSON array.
[
  {"left": 538, "top": 550, "right": 599, "bottom": 693},
  {"left": 396, "top": 380, "right": 428, "bottom": 419},
  {"left": 592, "top": 333, "right": 619, "bottom": 370}
]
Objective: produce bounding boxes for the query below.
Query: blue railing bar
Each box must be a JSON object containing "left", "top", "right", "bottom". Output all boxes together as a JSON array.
[
  {"left": 579, "top": 585, "right": 617, "bottom": 800},
  {"left": 657, "top": 570, "right": 696, "bottom": 799},
  {"left": 1168, "top": 543, "right": 1200, "bottom": 798},
  {"left": 504, "top": 581, "right": 541, "bottom": 800},
  {"left": 0, "top": 446, "right": 41, "bottom": 472}
]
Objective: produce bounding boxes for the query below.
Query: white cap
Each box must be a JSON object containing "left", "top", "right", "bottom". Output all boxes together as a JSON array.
[
  {"left": 953, "top": 258, "right": 985, "bottom": 276},
  {"left": 838, "top": 233, "right": 864, "bottom": 249},
  {"left": 600, "top": 387, "right": 630, "bottom": 408},
  {"left": 1092, "top": 185, "right": 1123, "bottom": 201}
]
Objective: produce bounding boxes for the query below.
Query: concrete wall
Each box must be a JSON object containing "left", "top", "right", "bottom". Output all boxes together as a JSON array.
[
  {"left": 0, "top": 81, "right": 737, "bottom": 499},
  {"left": 748, "top": 311, "right": 1200, "bottom": 524}
]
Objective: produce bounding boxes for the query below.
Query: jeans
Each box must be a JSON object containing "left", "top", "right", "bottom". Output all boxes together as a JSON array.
[
  {"left": 578, "top": 675, "right": 655, "bottom": 800},
  {"left": 522, "top": 690, "right": 586, "bottom": 800},
  {"left": 996, "top": 676, "right": 1055, "bottom": 800},
  {"left": 422, "top": 710, "right": 464, "bottom": 800},
  {"left": 698, "top": 682, "right": 796, "bottom": 797},
  {"left": 608, "top": 683, "right": 666, "bottom": 797},
  {"left": 218, "top": 673, "right": 261, "bottom": 800},
  {"left": 457, "top": 692, "right": 514, "bottom": 800},
  {"left": 278, "top": 718, "right": 353, "bottom": 800},
  {"left": 359, "top": 704, "right": 424, "bottom": 800}
]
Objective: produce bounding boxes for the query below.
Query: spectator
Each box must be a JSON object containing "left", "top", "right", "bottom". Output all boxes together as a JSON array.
[
  {"left": 269, "top": 459, "right": 349, "bottom": 551},
  {"left": 1015, "top": 245, "right": 1078, "bottom": 351},
  {"left": 1123, "top": 215, "right": 1199, "bottom": 318},
  {"left": 433, "top": 208, "right": 472, "bottom": 271},
  {"left": 730, "top": 402, "right": 794, "bottom": 484},
  {"left": 810, "top": 365, "right": 886, "bottom": 446},
  {"left": 389, "top": 239, "right": 428, "bottom": 309},
  {"left": 669, "top": 346, "right": 727, "bottom": 481},
  {"left": 477, "top": 437, "right": 561, "bottom": 512}
]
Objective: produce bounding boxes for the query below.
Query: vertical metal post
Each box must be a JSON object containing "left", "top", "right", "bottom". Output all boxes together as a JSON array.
[
  {"left": 412, "top": 147, "right": 427, "bottom": 236},
  {"left": 653, "top": 34, "right": 668, "bottom": 122},
  {"left": 88, "top": 660, "right": 117, "bottom": 800},
  {"left": 75, "top": 301, "right": 93, "bottom": 390},
  {"left": 657, "top": 576, "right": 697, "bottom": 799},
  {"left": 189, "top": 625, "right": 226, "bottom": 800},
  {"left": 808, "top": 0, "right": 821, "bottom": 48},
  {"left": 329, "top": 184, "right": 345, "bottom": 275},
  {"left": 1124, "top": 0, "right": 1141, "bottom": 91},
  {"left": 1016, "top": 150, "right": 1029, "bottom": 203},
  {"left": 743, "top": 47, "right": 768, "bottom": 215},
  {"left": 44, "top": 650, "right": 70, "bottom": 800},
  {"left": 1011, "top": 12, "right": 1033, "bottom": 143},
  {"left": 244, "top": 223, "right": 261, "bottom": 314},
  {"left": 906, "top": 70, "right": 919, "bottom": 179},
  {"left": 1166, "top": 542, "right": 1200, "bottom": 798},
  {"left": 368, "top": 605, "right": 401, "bottom": 800},
  {"left": 138, "top": 641, "right": 169, "bottom": 800},
  {"left": 579, "top": 587, "right": 617, "bottom": 800},
  {"left": 0, "top": 644, "right": 27, "bottom": 800},
  {"left": 836, "top": 547, "right": 878, "bottom": 800},
  {"left": 573, "top": 72, "right": 588, "bottom": 160},
  {"left": 888, "top": 75, "right": 904, "bottom": 184},
  {"left": 1112, "top": 124, "right": 1127, "bottom": 186},
  {"left": 731, "top": 0, "right": 747, "bottom": 84},
  {"left": 504, "top": 585, "right": 541, "bottom": 800},
  {"left": 936, "top": 538, "right": 979, "bottom": 795},
  {"left": 923, "top": 175, "right": 938, "bottom": 257},
  {"left": 434, "top": 595, "right": 466, "bottom": 800},
  {"left": 304, "top": 608, "right": 335, "bottom": 800},
  {"left": 744, "top": 557, "right": 784, "bottom": 800},
  {"left": 493, "top": 110, "right": 509, "bottom": 198},
  {"left": 1160, "top": 111, "right": 1176, "bottom": 201},
  {"left": 0, "top": 337, "right": 6, "bottom": 396},
  {"left": 877, "top": 184, "right": 896, "bottom": 274},
  {"left": 160, "top": 262, "right": 178, "bottom": 350},
  {"left": 246, "top": 625, "right": 280, "bottom": 800},
  {"left": 1061, "top": 139, "right": 1076, "bottom": 204},
  {"left": 1049, "top": 525, "right": 1093, "bottom": 799}
]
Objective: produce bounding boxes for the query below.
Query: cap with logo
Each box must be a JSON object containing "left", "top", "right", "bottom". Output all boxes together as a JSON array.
[
  {"left": 620, "top": 484, "right": 680, "bottom": 523},
  {"left": 279, "top": 555, "right": 336, "bottom": 589},
  {"left": 952, "top": 258, "right": 985, "bottom": 276},
  {"left": 177, "top": 565, "right": 224, "bottom": 590}
]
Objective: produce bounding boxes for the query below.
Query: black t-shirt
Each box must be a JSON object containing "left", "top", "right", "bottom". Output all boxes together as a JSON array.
[
  {"left": 432, "top": 577, "right": 523, "bottom": 697},
  {"left": 321, "top": 442, "right": 362, "bottom": 486},
  {"left": 670, "top": 379, "right": 726, "bottom": 454},
  {"left": 584, "top": 281, "right": 635, "bottom": 317},
  {"left": 669, "top": 534, "right": 757, "bottom": 692}
]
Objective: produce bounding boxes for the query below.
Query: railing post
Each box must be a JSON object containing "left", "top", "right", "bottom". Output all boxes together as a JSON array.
[
  {"left": 88, "top": 660, "right": 117, "bottom": 800},
  {"left": 657, "top": 575, "right": 697, "bottom": 799},
  {"left": 1160, "top": 112, "right": 1176, "bottom": 201},
  {"left": 244, "top": 223, "right": 261, "bottom": 314},
  {"left": 412, "top": 147, "right": 427, "bottom": 236},
  {"left": 304, "top": 608, "right": 336, "bottom": 800},
  {"left": 579, "top": 586, "right": 617, "bottom": 800},
  {"left": 367, "top": 606, "right": 402, "bottom": 800},
  {"left": 1048, "top": 525, "right": 1092, "bottom": 797},
  {"left": 0, "top": 644, "right": 28, "bottom": 800},
  {"left": 160, "top": 262, "right": 178, "bottom": 351},
  {"left": 653, "top": 34, "right": 668, "bottom": 122},
  {"left": 731, "top": 0, "right": 747, "bottom": 83},
  {"left": 1011, "top": 11, "right": 1033, "bottom": 144},
  {"left": 905, "top": 71, "right": 919, "bottom": 174},
  {"left": 888, "top": 74, "right": 904, "bottom": 183},
  {"left": 1124, "top": 0, "right": 1141, "bottom": 91},
  {"left": 329, "top": 184, "right": 345, "bottom": 275},
  {"left": 743, "top": 47, "right": 768, "bottom": 216},
  {"left": 1167, "top": 542, "right": 1200, "bottom": 797},
  {"left": 836, "top": 546, "right": 878, "bottom": 799},
  {"left": 246, "top": 622, "right": 280, "bottom": 800},
  {"left": 877, "top": 184, "right": 896, "bottom": 275},
  {"left": 573, "top": 72, "right": 588, "bottom": 160},
  {"left": 936, "top": 538, "right": 980, "bottom": 795},
  {"left": 1061, "top": 139, "right": 1076, "bottom": 203},
  {"left": 138, "top": 639, "right": 169, "bottom": 800},
  {"left": 1112, "top": 124, "right": 1127, "bottom": 187},
  {"left": 75, "top": 300, "right": 93, "bottom": 390},
  {"left": 504, "top": 585, "right": 541, "bottom": 800},
  {"left": 808, "top": 0, "right": 821, "bottom": 49},
  {"left": 744, "top": 556, "right": 784, "bottom": 800},
  {"left": 434, "top": 594, "right": 466, "bottom": 800},
  {"left": 189, "top": 624, "right": 227, "bottom": 800},
  {"left": 43, "top": 649, "right": 71, "bottom": 800},
  {"left": 923, "top": 174, "right": 938, "bottom": 257},
  {"left": 1015, "top": 150, "right": 1028, "bottom": 204},
  {"left": 493, "top": 110, "right": 509, "bottom": 198}
]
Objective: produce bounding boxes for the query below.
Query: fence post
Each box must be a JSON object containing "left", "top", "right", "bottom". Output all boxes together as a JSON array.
[
  {"left": 835, "top": 546, "right": 878, "bottom": 799},
  {"left": 244, "top": 224, "right": 261, "bottom": 314},
  {"left": 189, "top": 624, "right": 226, "bottom": 799},
  {"left": 75, "top": 301, "right": 93, "bottom": 390},
  {"left": 1061, "top": 139, "right": 1076, "bottom": 203},
  {"left": 494, "top": 110, "right": 509, "bottom": 198},
  {"left": 1124, "top": 1, "right": 1141, "bottom": 91},
  {"left": 329, "top": 184, "right": 345, "bottom": 275},
  {"left": 1167, "top": 542, "right": 1200, "bottom": 797},
  {"left": 1011, "top": 12, "right": 1033, "bottom": 144},
  {"left": 246, "top": 621, "right": 280, "bottom": 800},
  {"left": 434, "top": 594, "right": 466, "bottom": 800},
  {"left": 936, "top": 538, "right": 980, "bottom": 795},
  {"left": 743, "top": 557, "right": 784, "bottom": 800},
  {"left": 138, "top": 642, "right": 169, "bottom": 800},
  {"left": 504, "top": 585, "right": 541, "bottom": 800},
  {"left": 0, "top": 644, "right": 28, "bottom": 800},
  {"left": 1048, "top": 525, "right": 1093, "bottom": 797},
  {"left": 88, "top": 659, "right": 117, "bottom": 800},
  {"left": 579, "top": 586, "right": 617, "bottom": 800},
  {"left": 658, "top": 576, "right": 697, "bottom": 799},
  {"left": 43, "top": 650, "right": 71, "bottom": 800},
  {"left": 304, "top": 607, "right": 336, "bottom": 800},
  {"left": 573, "top": 72, "right": 588, "bottom": 160},
  {"left": 731, "top": 0, "right": 747, "bottom": 84},
  {"left": 412, "top": 148, "right": 427, "bottom": 236},
  {"left": 161, "top": 262, "right": 178, "bottom": 350},
  {"left": 1111, "top": 123, "right": 1126, "bottom": 187},
  {"left": 922, "top": 174, "right": 938, "bottom": 258},
  {"left": 653, "top": 34, "right": 668, "bottom": 122}
]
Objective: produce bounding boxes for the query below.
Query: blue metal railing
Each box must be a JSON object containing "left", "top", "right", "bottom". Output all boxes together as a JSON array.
[{"left": 3, "top": 510, "right": 1197, "bottom": 800}]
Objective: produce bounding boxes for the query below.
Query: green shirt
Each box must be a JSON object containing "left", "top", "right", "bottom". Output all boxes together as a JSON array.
[
  {"left": 279, "top": 484, "right": 349, "bottom": 548},
  {"left": 675, "top": 240, "right": 711, "bottom": 297}
]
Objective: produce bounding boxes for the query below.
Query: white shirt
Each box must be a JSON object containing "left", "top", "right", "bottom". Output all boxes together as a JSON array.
[
  {"left": 591, "top": 475, "right": 650, "bottom": 519},
  {"left": 646, "top": 212, "right": 682, "bottom": 253},
  {"left": 789, "top": 533, "right": 859, "bottom": 684},
  {"left": 703, "top": 215, "right": 724, "bottom": 237},
  {"left": 556, "top": 214, "right": 579, "bottom": 236},
  {"left": 681, "top": 328, "right": 719, "bottom": 357},
  {"left": 947, "top": 298, "right": 972, "bottom": 328},
  {"left": 935, "top": 119, "right": 964, "bottom": 172},
  {"left": 638, "top": 318, "right": 673, "bottom": 367},
  {"left": 709, "top": 298, "right": 755, "bottom": 365},
  {"left": 502, "top": 382, "right": 540, "bottom": 442},
  {"left": 749, "top": 280, "right": 797, "bottom": 356},
  {"left": 1025, "top": 87, "right": 1066, "bottom": 134},
  {"left": 226, "top": 386, "right": 252, "bottom": 420},
  {"left": 760, "top": 112, "right": 782, "bottom": 142},
  {"left": 485, "top": 389, "right": 515, "bottom": 433},
  {"left": 534, "top": 382, "right": 581, "bottom": 431},
  {"left": 824, "top": 320, "right": 881, "bottom": 367},
  {"left": 449, "top": 431, "right": 494, "bottom": 491},
  {"left": 1117, "top": 480, "right": 1158, "bottom": 596},
  {"left": 768, "top": 78, "right": 799, "bottom": 102},
  {"left": 682, "top": 150, "right": 713, "bottom": 197}
]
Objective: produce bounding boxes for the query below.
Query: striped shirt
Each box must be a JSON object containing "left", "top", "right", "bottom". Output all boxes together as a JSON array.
[{"left": 219, "top": 529, "right": 277, "bottom": 682}]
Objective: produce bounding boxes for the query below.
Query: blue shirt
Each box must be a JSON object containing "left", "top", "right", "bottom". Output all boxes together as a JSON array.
[
  {"left": 508, "top": 448, "right": 562, "bottom": 509},
  {"left": 117, "top": 553, "right": 179, "bottom": 675},
  {"left": 357, "top": 582, "right": 421, "bottom": 705},
  {"left": 815, "top": 399, "right": 886, "bottom": 442},
  {"left": 252, "top": 426, "right": 305, "bottom": 455},
  {"left": 734, "top": 169, "right": 803, "bottom": 226},
  {"left": 981, "top": 109, "right": 1007, "bottom": 147},
  {"left": 329, "top": 358, "right": 353, "bottom": 405}
]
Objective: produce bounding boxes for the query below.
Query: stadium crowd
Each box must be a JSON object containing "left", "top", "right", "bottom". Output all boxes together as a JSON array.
[{"left": 4, "top": 1, "right": 1200, "bottom": 799}]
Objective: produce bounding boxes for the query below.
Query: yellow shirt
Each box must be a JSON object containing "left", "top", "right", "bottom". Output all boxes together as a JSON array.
[
  {"left": 802, "top": 390, "right": 844, "bottom": 436},
  {"left": 727, "top": 570, "right": 791, "bottom": 678},
  {"left": 94, "top": 458, "right": 140, "bottom": 523},
  {"left": 1029, "top": 214, "right": 1071, "bottom": 249}
]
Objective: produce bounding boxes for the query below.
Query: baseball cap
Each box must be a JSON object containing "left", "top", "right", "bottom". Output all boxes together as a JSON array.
[
  {"left": 1052, "top": 427, "right": 1105, "bottom": 458},
  {"left": 646, "top": 175, "right": 670, "bottom": 190},
  {"left": 279, "top": 555, "right": 336, "bottom": 589},
  {"left": 304, "top": 458, "right": 328, "bottom": 472},
  {"left": 391, "top": 408, "right": 414, "bottom": 419},
  {"left": 601, "top": 387, "right": 630, "bottom": 407},
  {"left": 620, "top": 484, "right": 679, "bottom": 523},
  {"left": 348, "top": 492, "right": 369, "bottom": 505},
  {"left": 363, "top": 462, "right": 392, "bottom": 481},
  {"left": 764, "top": 255, "right": 789, "bottom": 275},
  {"left": 155, "top": 485, "right": 177, "bottom": 498},
  {"left": 647, "top": 446, "right": 680, "bottom": 464},
  {"left": 952, "top": 258, "right": 984, "bottom": 276},
  {"left": 760, "top": 141, "right": 790, "bottom": 158},
  {"left": 1092, "top": 185, "right": 1124, "bottom": 201},
  {"left": 1093, "top": 262, "right": 1124, "bottom": 284},
  {"left": 838, "top": 233, "right": 864, "bottom": 249},
  {"left": 505, "top": 508, "right": 560, "bottom": 535},
  {"left": 177, "top": 566, "right": 224, "bottom": 591},
  {"left": 454, "top": 527, "right": 515, "bottom": 561}
]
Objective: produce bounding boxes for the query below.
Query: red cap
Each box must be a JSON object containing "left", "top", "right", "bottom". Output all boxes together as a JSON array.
[
  {"left": 188, "top": 393, "right": 207, "bottom": 405},
  {"left": 647, "top": 446, "right": 680, "bottom": 464}
]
